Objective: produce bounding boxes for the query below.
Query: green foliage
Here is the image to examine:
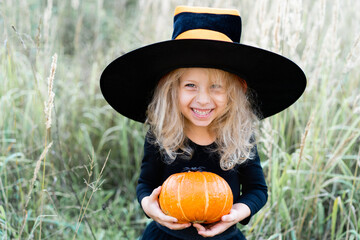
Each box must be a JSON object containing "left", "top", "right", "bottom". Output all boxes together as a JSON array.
[{"left": 1, "top": 0, "right": 359, "bottom": 239}]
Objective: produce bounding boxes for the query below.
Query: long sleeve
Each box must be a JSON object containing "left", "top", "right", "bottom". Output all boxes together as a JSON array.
[
  {"left": 136, "top": 136, "right": 164, "bottom": 208},
  {"left": 236, "top": 145, "right": 268, "bottom": 225}
]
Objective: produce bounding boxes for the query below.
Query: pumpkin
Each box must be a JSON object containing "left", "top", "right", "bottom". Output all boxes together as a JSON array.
[{"left": 159, "top": 170, "right": 233, "bottom": 224}]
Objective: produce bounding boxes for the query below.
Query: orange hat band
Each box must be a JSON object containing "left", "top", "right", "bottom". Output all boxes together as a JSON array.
[{"left": 175, "top": 29, "right": 233, "bottom": 42}]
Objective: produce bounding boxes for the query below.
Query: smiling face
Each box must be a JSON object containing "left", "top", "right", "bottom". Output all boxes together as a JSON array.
[{"left": 178, "top": 68, "right": 228, "bottom": 133}]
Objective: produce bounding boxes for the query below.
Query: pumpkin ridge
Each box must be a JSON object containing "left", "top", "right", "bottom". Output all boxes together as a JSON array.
[
  {"left": 201, "top": 172, "right": 209, "bottom": 221},
  {"left": 208, "top": 177, "right": 229, "bottom": 222},
  {"left": 159, "top": 179, "right": 168, "bottom": 215},
  {"left": 177, "top": 175, "right": 191, "bottom": 222}
]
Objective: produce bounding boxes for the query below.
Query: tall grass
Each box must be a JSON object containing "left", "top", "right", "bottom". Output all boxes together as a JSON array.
[{"left": 0, "top": 0, "right": 359, "bottom": 239}]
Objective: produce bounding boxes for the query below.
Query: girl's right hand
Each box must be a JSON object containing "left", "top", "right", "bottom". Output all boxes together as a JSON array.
[{"left": 141, "top": 186, "right": 191, "bottom": 230}]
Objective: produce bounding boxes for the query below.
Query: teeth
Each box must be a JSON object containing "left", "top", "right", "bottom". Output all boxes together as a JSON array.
[{"left": 193, "top": 109, "right": 212, "bottom": 115}]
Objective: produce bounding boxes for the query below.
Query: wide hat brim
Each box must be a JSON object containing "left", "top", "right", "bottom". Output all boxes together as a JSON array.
[{"left": 100, "top": 39, "right": 306, "bottom": 123}]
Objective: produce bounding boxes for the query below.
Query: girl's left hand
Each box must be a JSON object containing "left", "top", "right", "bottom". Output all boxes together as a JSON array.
[{"left": 193, "top": 203, "right": 251, "bottom": 238}]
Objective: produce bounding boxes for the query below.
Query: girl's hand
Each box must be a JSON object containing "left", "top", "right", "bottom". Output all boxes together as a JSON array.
[
  {"left": 193, "top": 203, "right": 251, "bottom": 237},
  {"left": 141, "top": 186, "right": 192, "bottom": 230}
]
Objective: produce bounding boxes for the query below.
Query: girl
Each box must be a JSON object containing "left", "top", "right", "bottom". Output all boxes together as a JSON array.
[{"left": 100, "top": 6, "right": 306, "bottom": 240}]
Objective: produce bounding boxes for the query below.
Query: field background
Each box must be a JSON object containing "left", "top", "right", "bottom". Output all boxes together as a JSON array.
[{"left": 1, "top": 0, "right": 360, "bottom": 239}]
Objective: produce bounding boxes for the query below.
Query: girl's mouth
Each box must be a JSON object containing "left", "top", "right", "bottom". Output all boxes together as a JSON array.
[{"left": 191, "top": 108, "right": 213, "bottom": 118}]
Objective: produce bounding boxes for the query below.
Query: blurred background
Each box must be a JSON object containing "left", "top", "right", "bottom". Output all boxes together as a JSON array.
[{"left": 1, "top": 0, "right": 359, "bottom": 239}]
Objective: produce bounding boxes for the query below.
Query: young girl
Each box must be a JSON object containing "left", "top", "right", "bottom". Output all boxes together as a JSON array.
[{"left": 100, "top": 6, "right": 306, "bottom": 240}]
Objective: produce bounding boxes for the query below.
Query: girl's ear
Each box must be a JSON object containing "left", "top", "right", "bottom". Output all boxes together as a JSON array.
[{"left": 239, "top": 77, "right": 247, "bottom": 93}]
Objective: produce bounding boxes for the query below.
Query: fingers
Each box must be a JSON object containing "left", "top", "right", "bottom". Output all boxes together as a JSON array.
[
  {"left": 193, "top": 219, "right": 237, "bottom": 238},
  {"left": 193, "top": 223, "right": 226, "bottom": 238},
  {"left": 156, "top": 210, "right": 191, "bottom": 230},
  {"left": 146, "top": 186, "right": 191, "bottom": 230},
  {"left": 147, "top": 205, "right": 191, "bottom": 230},
  {"left": 221, "top": 210, "right": 238, "bottom": 222},
  {"left": 149, "top": 186, "right": 161, "bottom": 200},
  {"left": 155, "top": 213, "right": 191, "bottom": 230},
  {"left": 162, "top": 221, "right": 191, "bottom": 230},
  {"left": 158, "top": 212, "right": 178, "bottom": 223},
  {"left": 192, "top": 223, "right": 206, "bottom": 232}
]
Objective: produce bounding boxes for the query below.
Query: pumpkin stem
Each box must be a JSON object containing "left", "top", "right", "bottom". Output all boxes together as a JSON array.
[{"left": 182, "top": 166, "right": 206, "bottom": 172}]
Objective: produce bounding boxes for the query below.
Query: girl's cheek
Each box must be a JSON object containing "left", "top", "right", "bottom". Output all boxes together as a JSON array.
[
  {"left": 178, "top": 93, "right": 195, "bottom": 106},
  {"left": 212, "top": 93, "right": 228, "bottom": 105}
]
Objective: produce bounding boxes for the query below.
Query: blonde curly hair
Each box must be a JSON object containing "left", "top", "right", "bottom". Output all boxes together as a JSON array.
[{"left": 146, "top": 67, "right": 260, "bottom": 170}]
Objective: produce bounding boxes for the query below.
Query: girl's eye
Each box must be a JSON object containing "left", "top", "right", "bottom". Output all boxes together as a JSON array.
[
  {"left": 185, "top": 83, "right": 196, "bottom": 88},
  {"left": 211, "top": 84, "right": 222, "bottom": 89}
]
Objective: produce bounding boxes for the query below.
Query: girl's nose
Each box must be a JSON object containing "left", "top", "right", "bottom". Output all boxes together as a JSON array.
[{"left": 196, "top": 89, "right": 211, "bottom": 105}]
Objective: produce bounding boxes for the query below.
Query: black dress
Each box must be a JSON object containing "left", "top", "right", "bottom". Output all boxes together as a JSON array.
[{"left": 136, "top": 135, "right": 268, "bottom": 240}]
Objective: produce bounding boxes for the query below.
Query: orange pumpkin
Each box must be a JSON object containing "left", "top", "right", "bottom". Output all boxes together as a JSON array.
[{"left": 159, "top": 170, "right": 233, "bottom": 224}]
